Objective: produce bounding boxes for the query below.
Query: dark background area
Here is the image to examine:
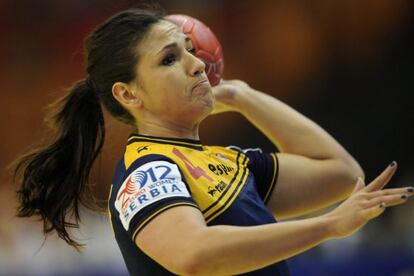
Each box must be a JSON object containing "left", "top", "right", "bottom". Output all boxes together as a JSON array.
[{"left": 0, "top": 1, "right": 413, "bottom": 275}]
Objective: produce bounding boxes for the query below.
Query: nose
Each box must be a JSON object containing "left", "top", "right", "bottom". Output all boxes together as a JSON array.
[{"left": 188, "top": 54, "right": 206, "bottom": 77}]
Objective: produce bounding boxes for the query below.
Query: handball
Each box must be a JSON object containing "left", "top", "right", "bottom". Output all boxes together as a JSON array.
[{"left": 165, "top": 14, "right": 224, "bottom": 86}]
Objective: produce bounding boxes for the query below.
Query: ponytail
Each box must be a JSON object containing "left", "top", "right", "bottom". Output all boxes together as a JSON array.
[{"left": 14, "top": 79, "right": 105, "bottom": 249}]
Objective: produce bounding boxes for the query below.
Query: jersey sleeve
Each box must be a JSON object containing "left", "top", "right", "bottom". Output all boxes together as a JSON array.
[
  {"left": 112, "top": 155, "right": 200, "bottom": 241},
  {"left": 228, "top": 146, "right": 279, "bottom": 204}
]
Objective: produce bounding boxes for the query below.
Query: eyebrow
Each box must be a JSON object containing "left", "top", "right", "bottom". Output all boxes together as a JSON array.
[{"left": 157, "top": 36, "right": 191, "bottom": 55}]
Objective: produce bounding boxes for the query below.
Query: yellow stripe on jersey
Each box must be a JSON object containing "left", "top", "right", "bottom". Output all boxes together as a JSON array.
[
  {"left": 201, "top": 153, "right": 248, "bottom": 220},
  {"left": 128, "top": 135, "right": 203, "bottom": 147},
  {"left": 263, "top": 153, "right": 278, "bottom": 203},
  {"left": 108, "top": 184, "right": 115, "bottom": 235},
  {"left": 131, "top": 202, "right": 200, "bottom": 241},
  {"left": 205, "top": 156, "right": 250, "bottom": 223}
]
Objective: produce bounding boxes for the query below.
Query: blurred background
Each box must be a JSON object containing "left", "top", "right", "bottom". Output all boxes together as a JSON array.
[{"left": 0, "top": 0, "right": 413, "bottom": 275}]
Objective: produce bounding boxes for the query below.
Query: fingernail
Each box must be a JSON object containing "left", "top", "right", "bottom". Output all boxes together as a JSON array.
[
  {"left": 389, "top": 161, "right": 397, "bottom": 167},
  {"left": 407, "top": 187, "right": 413, "bottom": 193},
  {"left": 379, "top": 203, "right": 386, "bottom": 208},
  {"left": 401, "top": 195, "right": 408, "bottom": 200}
]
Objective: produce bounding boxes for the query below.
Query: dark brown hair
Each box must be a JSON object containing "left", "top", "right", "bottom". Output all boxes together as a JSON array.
[{"left": 13, "top": 9, "right": 162, "bottom": 249}]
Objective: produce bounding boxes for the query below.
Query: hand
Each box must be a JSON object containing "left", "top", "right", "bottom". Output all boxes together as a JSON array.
[
  {"left": 324, "top": 162, "right": 413, "bottom": 238},
  {"left": 210, "top": 79, "right": 253, "bottom": 115}
]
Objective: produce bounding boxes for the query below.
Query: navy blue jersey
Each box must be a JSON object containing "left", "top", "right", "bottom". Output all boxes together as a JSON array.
[{"left": 108, "top": 134, "right": 290, "bottom": 275}]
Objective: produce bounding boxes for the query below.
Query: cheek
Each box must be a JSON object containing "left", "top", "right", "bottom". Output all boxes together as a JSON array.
[
  {"left": 165, "top": 68, "right": 187, "bottom": 85},
  {"left": 160, "top": 70, "right": 190, "bottom": 97},
  {"left": 151, "top": 77, "right": 187, "bottom": 108},
  {"left": 141, "top": 65, "right": 192, "bottom": 111}
]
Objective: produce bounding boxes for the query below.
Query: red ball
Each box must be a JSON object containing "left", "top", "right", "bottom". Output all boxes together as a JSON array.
[{"left": 164, "top": 14, "right": 224, "bottom": 86}]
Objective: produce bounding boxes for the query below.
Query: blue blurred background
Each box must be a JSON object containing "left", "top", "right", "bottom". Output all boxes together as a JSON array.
[{"left": 0, "top": 0, "right": 413, "bottom": 275}]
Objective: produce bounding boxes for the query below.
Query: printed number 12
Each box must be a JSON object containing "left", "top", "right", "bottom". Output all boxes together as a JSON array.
[{"left": 145, "top": 165, "right": 174, "bottom": 182}]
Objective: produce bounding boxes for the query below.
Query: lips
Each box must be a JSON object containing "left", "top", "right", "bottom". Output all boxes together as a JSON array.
[{"left": 192, "top": 79, "right": 210, "bottom": 91}]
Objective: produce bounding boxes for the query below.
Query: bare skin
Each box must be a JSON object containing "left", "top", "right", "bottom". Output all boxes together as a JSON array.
[
  {"left": 110, "top": 20, "right": 413, "bottom": 275},
  {"left": 212, "top": 80, "right": 364, "bottom": 218},
  {"left": 136, "top": 164, "right": 412, "bottom": 275}
]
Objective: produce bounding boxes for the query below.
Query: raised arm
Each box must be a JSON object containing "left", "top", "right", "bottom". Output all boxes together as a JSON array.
[
  {"left": 136, "top": 165, "right": 411, "bottom": 275},
  {"left": 212, "top": 80, "right": 365, "bottom": 218}
]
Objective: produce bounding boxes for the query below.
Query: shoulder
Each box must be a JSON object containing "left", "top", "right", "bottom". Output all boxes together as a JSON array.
[
  {"left": 109, "top": 151, "right": 196, "bottom": 234},
  {"left": 123, "top": 140, "right": 177, "bottom": 170},
  {"left": 110, "top": 141, "right": 186, "bottom": 207}
]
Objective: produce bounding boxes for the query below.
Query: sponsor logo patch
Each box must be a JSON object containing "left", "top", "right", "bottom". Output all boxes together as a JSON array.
[
  {"left": 208, "top": 163, "right": 234, "bottom": 176},
  {"left": 115, "top": 161, "right": 191, "bottom": 230},
  {"left": 137, "top": 145, "right": 149, "bottom": 153},
  {"left": 207, "top": 181, "right": 228, "bottom": 197}
]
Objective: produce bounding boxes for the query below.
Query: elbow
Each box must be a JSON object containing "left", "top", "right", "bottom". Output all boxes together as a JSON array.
[
  {"left": 347, "top": 159, "right": 365, "bottom": 181},
  {"left": 165, "top": 252, "right": 199, "bottom": 276},
  {"left": 179, "top": 259, "right": 202, "bottom": 276},
  {"left": 179, "top": 249, "right": 212, "bottom": 276},
  {"left": 170, "top": 244, "right": 212, "bottom": 276},
  {"left": 338, "top": 157, "right": 365, "bottom": 192}
]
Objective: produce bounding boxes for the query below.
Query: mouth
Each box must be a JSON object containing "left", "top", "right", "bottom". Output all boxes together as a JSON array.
[{"left": 192, "top": 79, "right": 211, "bottom": 91}]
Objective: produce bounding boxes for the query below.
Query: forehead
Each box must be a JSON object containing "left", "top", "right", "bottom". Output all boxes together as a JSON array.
[{"left": 137, "top": 20, "right": 187, "bottom": 56}]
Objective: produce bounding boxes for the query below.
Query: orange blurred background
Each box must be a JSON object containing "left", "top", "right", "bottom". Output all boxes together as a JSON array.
[{"left": 1, "top": 1, "right": 413, "bottom": 275}]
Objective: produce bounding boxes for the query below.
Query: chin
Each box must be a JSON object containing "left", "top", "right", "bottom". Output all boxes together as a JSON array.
[
  {"left": 190, "top": 102, "right": 213, "bottom": 123},
  {"left": 203, "top": 96, "right": 215, "bottom": 108},
  {"left": 187, "top": 93, "right": 215, "bottom": 119},
  {"left": 202, "top": 91, "right": 215, "bottom": 108}
]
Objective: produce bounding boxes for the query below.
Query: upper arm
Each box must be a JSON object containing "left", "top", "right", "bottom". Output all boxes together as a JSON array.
[
  {"left": 135, "top": 205, "right": 207, "bottom": 274},
  {"left": 268, "top": 153, "right": 358, "bottom": 219},
  {"left": 111, "top": 157, "right": 204, "bottom": 273}
]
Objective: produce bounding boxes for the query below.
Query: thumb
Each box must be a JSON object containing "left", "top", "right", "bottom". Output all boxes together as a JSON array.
[{"left": 352, "top": 177, "right": 365, "bottom": 194}]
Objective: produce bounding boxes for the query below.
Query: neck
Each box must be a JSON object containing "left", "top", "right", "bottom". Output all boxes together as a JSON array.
[{"left": 136, "top": 117, "right": 200, "bottom": 140}]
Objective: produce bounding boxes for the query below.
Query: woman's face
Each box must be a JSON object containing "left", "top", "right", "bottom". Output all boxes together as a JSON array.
[{"left": 132, "top": 20, "right": 214, "bottom": 126}]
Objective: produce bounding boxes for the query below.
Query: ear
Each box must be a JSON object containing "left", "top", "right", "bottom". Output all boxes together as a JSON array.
[{"left": 112, "top": 82, "right": 142, "bottom": 108}]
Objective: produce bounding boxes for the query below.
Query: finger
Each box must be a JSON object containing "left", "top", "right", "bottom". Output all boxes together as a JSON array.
[
  {"left": 351, "top": 177, "right": 366, "bottom": 195},
  {"left": 381, "top": 196, "right": 410, "bottom": 207},
  {"left": 364, "top": 161, "right": 397, "bottom": 192},
  {"left": 364, "top": 187, "right": 414, "bottom": 200},
  {"left": 361, "top": 203, "right": 386, "bottom": 220},
  {"left": 364, "top": 194, "right": 409, "bottom": 208}
]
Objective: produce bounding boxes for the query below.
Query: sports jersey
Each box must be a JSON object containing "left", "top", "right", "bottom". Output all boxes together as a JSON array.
[{"left": 108, "top": 134, "right": 290, "bottom": 276}]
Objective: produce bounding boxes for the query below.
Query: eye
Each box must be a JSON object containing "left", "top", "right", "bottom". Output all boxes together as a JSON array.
[{"left": 161, "top": 53, "right": 176, "bottom": 66}]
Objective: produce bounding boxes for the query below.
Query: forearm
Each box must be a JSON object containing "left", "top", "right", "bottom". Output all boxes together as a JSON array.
[
  {"left": 235, "top": 89, "right": 363, "bottom": 174},
  {"left": 185, "top": 216, "right": 333, "bottom": 275}
]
